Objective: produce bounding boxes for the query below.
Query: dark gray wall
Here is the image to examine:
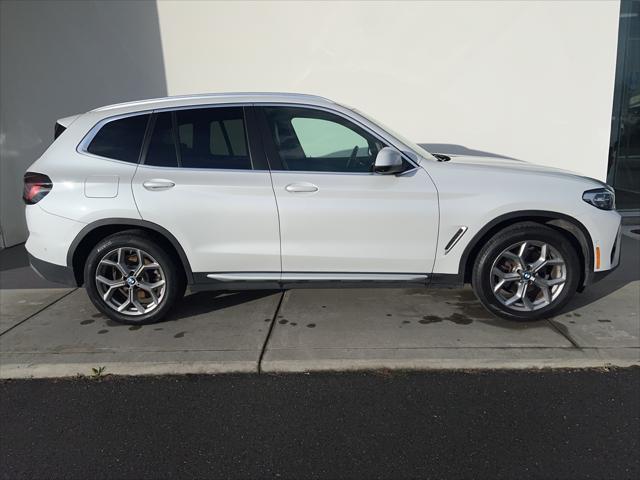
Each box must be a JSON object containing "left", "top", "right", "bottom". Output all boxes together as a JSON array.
[{"left": 0, "top": 0, "right": 167, "bottom": 248}]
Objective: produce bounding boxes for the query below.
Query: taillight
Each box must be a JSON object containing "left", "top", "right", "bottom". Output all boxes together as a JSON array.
[{"left": 23, "top": 172, "right": 53, "bottom": 205}]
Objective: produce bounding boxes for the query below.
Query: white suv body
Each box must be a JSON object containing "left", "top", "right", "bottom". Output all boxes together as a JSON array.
[{"left": 24, "top": 93, "right": 621, "bottom": 324}]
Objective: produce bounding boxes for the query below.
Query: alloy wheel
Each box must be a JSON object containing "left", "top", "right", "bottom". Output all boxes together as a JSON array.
[
  {"left": 489, "top": 240, "right": 567, "bottom": 312},
  {"left": 95, "top": 247, "right": 166, "bottom": 316}
]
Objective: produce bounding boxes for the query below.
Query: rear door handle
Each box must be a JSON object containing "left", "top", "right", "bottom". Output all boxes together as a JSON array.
[
  {"left": 285, "top": 182, "right": 318, "bottom": 193},
  {"left": 143, "top": 179, "right": 175, "bottom": 191}
]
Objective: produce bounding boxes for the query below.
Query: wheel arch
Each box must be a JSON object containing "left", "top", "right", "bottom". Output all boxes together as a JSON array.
[
  {"left": 67, "top": 218, "right": 194, "bottom": 286},
  {"left": 460, "top": 211, "right": 594, "bottom": 290}
]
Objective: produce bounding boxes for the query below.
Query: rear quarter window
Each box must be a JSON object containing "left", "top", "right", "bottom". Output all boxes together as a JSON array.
[
  {"left": 86, "top": 114, "right": 150, "bottom": 163},
  {"left": 54, "top": 122, "right": 66, "bottom": 140}
]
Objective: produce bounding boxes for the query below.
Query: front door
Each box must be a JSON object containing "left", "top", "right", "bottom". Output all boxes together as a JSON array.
[
  {"left": 132, "top": 106, "right": 280, "bottom": 277},
  {"left": 256, "top": 105, "right": 439, "bottom": 279}
]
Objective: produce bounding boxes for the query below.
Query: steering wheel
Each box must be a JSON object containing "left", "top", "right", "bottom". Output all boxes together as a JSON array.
[{"left": 346, "top": 146, "right": 359, "bottom": 170}]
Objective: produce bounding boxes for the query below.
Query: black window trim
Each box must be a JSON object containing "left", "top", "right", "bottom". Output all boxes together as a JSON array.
[
  {"left": 253, "top": 102, "right": 419, "bottom": 175},
  {"left": 77, "top": 110, "right": 153, "bottom": 165},
  {"left": 76, "top": 102, "right": 416, "bottom": 174}
]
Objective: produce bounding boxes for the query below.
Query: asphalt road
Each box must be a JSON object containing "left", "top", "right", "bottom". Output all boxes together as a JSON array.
[{"left": 1, "top": 369, "right": 639, "bottom": 480}]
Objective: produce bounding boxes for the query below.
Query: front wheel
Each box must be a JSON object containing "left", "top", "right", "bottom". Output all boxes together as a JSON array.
[
  {"left": 471, "top": 223, "right": 580, "bottom": 321},
  {"left": 84, "top": 231, "right": 185, "bottom": 325}
]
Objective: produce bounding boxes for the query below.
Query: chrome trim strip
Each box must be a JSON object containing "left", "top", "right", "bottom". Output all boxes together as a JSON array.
[
  {"left": 444, "top": 226, "right": 468, "bottom": 254},
  {"left": 206, "top": 273, "right": 280, "bottom": 281},
  {"left": 206, "top": 272, "right": 429, "bottom": 282},
  {"left": 282, "top": 273, "right": 427, "bottom": 282}
]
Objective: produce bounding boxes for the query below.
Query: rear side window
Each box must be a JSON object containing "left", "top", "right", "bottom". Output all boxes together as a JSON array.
[
  {"left": 86, "top": 114, "right": 150, "bottom": 163},
  {"left": 144, "top": 107, "right": 252, "bottom": 170},
  {"left": 176, "top": 107, "right": 251, "bottom": 169}
]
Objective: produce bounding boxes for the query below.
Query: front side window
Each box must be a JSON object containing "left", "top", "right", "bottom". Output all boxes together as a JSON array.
[
  {"left": 86, "top": 114, "right": 150, "bottom": 163},
  {"left": 143, "top": 107, "right": 252, "bottom": 170},
  {"left": 262, "top": 107, "right": 387, "bottom": 173}
]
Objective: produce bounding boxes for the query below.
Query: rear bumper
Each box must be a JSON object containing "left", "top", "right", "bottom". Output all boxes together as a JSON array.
[{"left": 28, "top": 253, "right": 78, "bottom": 287}]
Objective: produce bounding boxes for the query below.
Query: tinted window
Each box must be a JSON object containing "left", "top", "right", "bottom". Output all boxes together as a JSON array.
[
  {"left": 54, "top": 122, "right": 66, "bottom": 140},
  {"left": 263, "top": 107, "right": 386, "bottom": 173},
  {"left": 145, "top": 112, "right": 178, "bottom": 167},
  {"left": 176, "top": 107, "right": 251, "bottom": 169},
  {"left": 291, "top": 117, "right": 369, "bottom": 158},
  {"left": 86, "top": 114, "right": 150, "bottom": 163}
]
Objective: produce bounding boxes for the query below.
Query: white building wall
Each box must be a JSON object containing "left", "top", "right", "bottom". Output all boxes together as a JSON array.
[
  {"left": 158, "top": 0, "right": 619, "bottom": 176},
  {"left": 0, "top": 0, "right": 620, "bottom": 248}
]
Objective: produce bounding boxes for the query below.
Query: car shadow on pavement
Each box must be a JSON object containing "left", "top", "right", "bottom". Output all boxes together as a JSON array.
[
  {"left": 166, "top": 290, "right": 280, "bottom": 322},
  {"left": 422, "top": 287, "right": 578, "bottom": 331}
]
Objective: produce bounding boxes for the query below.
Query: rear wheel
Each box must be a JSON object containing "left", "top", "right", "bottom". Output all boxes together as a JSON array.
[
  {"left": 471, "top": 223, "right": 580, "bottom": 321},
  {"left": 84, "top": 231, "right": 185, "bottom": 325}
]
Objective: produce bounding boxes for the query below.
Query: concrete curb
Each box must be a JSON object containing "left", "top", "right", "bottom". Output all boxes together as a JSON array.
[
  {"left": 0, "top": 360, "right": 258, "bottom": 379},
  {"left": 261, "top": 347, "right": 640, "bottom": 372},
  {"left": 2, "top": 347, "right": 637, "bottom": 379}
]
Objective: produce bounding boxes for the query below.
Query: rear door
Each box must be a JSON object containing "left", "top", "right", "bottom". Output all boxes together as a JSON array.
[{"left": 131, "top": 106, "right": 280, "bottom": 278}]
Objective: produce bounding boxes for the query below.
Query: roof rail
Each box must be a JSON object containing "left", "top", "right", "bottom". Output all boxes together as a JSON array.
[{"left": 92, "top": 92, "right": 334, "bottom": 112}]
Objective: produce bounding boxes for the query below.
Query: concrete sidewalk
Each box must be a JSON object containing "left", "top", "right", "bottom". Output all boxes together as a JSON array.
[{"left": 1, "top": 231, "right": 638, "bottom": 378}]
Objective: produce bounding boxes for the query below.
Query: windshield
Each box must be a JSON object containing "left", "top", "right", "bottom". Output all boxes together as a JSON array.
[{"left": 348, "top": 107, "right": 436, "bottom": 161}]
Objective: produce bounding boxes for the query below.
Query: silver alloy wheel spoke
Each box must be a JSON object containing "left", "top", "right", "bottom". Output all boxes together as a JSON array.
[
  {"left": 502, "top": 251, "right": 524, "bottom": 269},
  {"left": 539, "top": 284, "right": 552, "bottom": 304},
  {"left": 489, "top": 240, "right": 567, "bottom": 312},
  {"left": 491, "top": 268, "right": 520, "bottom": 292},
  {"left": 136, "top": 262, "right": 160, "bottom": 276},
  {"left": 517, "top": 242, "right": 528, "bottom": 264},
  {"left": 100, "top": 259, "right": 126, "bottom": 276},
  {"left": 96, "top": 275, "right": 125, "bottom": 287},
  {"left": 131, "top": 294, "right": 146, "bottom": 314},
  {"left": 95, "top": 247, "right": 166, "bottom": 317},
  {"left": 138, "top": 280, "right": 164, "bottom": 305},
  {"left": 504, "top": 282, "right": 527, "bottom": 306},
  {"left": 529, "top": 244, "right": 547, "bottom": 272},
  {"left": 534, "top": 277, "right": 566, "bottom": 288},
  {"left": 117, "top": 292, "right": 131, "bottom": 312},
  {"left": 117, "top": 248, "right": 129, "bottom": 275}
]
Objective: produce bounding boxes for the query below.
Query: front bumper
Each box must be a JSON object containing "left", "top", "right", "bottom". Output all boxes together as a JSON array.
[
  {"left": 29, "top": 253, "right": 78, "bottom": 287},
  {"left": 584, "top": 223, "right": 622, "bottom": 287}
]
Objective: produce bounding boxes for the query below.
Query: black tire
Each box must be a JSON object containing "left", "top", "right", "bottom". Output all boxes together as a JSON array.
[
  {"left": 84, "top": 230, "right": 185, "bottom": 325},
  {"left": 471, "top": 222, "right": 580, "bottom": 321}
]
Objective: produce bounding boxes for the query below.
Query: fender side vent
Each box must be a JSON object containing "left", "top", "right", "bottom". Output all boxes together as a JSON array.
[{"left": 444, "top": 227, "right": 468, "bottom": 254}]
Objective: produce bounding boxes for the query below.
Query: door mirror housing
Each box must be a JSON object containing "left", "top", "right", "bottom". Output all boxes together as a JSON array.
[{"left": 373, "top": 147, "right": 404, "bottom": 174}]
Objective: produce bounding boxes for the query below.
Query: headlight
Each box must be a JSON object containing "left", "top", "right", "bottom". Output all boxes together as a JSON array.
[{"left": 582, "top": 188, "right": 615, "bottom": 210}]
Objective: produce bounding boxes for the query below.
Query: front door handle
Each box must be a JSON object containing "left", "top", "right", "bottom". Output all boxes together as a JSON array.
[
  {"left": 285, "top": 182, "right": 319, "bottom": 193},
  {"left": 143, "top": 179, "right": 175, "bottom": 191}
]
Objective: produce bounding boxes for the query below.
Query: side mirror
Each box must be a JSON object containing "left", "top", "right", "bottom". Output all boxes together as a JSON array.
[{"left": 373, "top": 147, "right": 404, "bottom": 174}]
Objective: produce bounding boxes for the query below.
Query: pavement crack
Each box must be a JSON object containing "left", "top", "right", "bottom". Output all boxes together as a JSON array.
[
  {"left": 0, "top": 289, "right": 77, "bottom": 337},
  {"left": 257, "top": 290, "right": 285, "bottom": 374},
  {"left": 546, "top": 319, "right": 583, "bottom": 350}
]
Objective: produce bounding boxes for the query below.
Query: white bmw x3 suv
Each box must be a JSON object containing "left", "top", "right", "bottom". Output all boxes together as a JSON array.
[{"left": 24, "top": 93, "right": 621, "bottom": 325}]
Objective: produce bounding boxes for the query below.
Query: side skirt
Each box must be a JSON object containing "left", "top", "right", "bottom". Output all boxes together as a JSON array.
[{"left": 190, "top": 272, "right": 464, "bottom": 291}]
